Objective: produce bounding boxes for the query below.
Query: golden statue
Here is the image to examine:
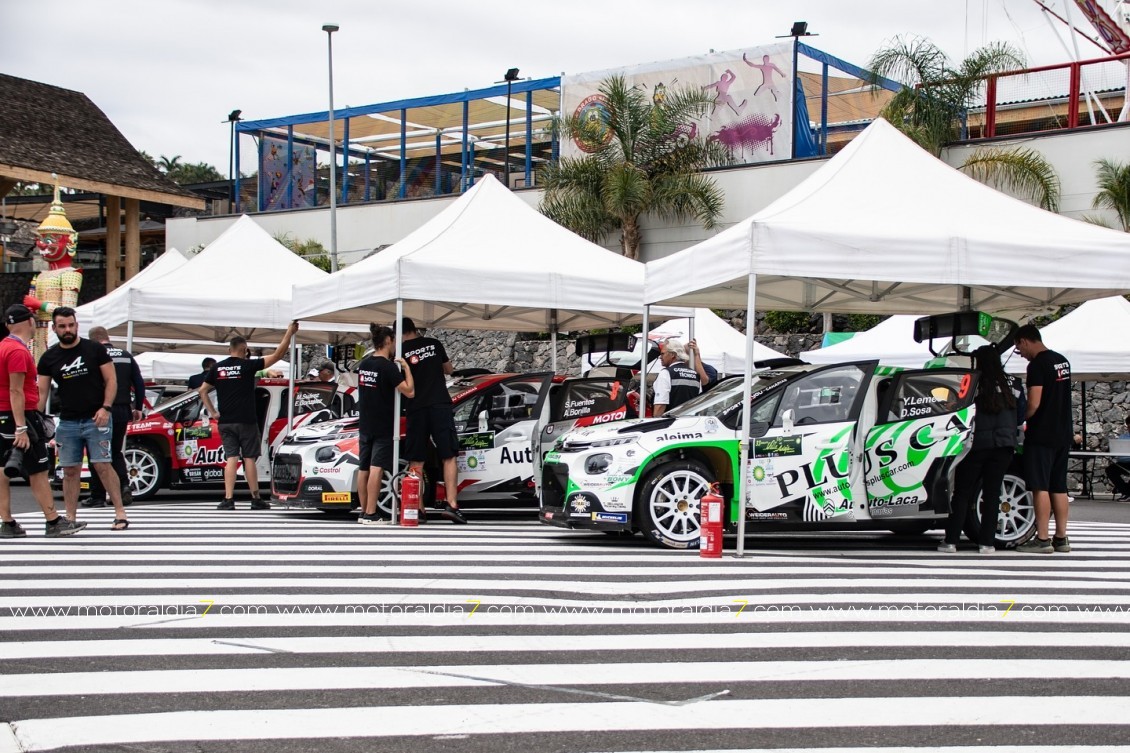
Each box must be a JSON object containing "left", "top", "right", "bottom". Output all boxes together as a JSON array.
[{"left": 23, "top": 177, "right": 82, "bottom": 360}]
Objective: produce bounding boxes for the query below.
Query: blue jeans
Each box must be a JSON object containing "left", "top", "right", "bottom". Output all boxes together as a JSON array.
[{"left": 56, "top": 417, "right": 114, "bottom": 467}]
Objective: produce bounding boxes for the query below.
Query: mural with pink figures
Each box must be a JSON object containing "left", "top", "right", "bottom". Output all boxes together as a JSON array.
[{"left": 560, "top": 43, "right": 792, "bottom": 167}]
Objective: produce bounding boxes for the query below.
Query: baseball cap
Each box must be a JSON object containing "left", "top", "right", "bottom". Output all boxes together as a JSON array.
[
  {"left": 306, "top": 368, "right": 319, "bottom": 378},
  {"left": 5, "top": 304, "right": 33, "bottom": 325}
]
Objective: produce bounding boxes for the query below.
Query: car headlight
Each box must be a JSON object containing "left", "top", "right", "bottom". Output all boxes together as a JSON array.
[
  {"left": 591, "top": 435, "right": 638, "bottom": 448},
  {"left": 314, "top": 446, "right": 337, "bottom": 463},
  {"left": 585, "top": 453, "right": 613, "bottom": 475}
]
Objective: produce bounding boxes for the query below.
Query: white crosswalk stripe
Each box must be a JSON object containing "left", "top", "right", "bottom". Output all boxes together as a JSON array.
[{"left": 2, "top": 502, "right": 1129, "bottom": 752}]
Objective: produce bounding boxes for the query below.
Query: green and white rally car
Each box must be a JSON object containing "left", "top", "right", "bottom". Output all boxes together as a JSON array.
[{"left": 539, "top": 360, "right": 993, "bottom": 548}]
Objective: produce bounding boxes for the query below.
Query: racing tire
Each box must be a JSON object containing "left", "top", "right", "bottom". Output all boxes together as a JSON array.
[
  {"left": 373, "top": 460, "right": 411, "bottom": 518},
  {"left": 636, "top": 460, "right": 714, "bottom": 550},
  {"left": 123, "top": 442, "right": 166, "bottom": 500},
  {"left": 963, "top": 472, "right": 1034, "bottom": 549}
]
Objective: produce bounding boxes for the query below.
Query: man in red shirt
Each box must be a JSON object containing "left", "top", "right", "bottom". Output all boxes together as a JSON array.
[{"left": 0, "top": 304, "right": 85, "bottom": 537}]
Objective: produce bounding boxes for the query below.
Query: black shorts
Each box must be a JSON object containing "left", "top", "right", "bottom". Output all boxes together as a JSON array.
[
  {"left": 405, "top": 404, "right": 459, "bottom": 462},
  {"left": 1024, "top": 443, "right": 1069, "bottom": 494},
  {"left": 219, "top": 423, "right": 261, "bottom": 460},
  {"left": 0, "top": 411, "right": 52, "bottom": 477},
  {"left": 358, "top": 432, "right": 394, "bottom": 472}
]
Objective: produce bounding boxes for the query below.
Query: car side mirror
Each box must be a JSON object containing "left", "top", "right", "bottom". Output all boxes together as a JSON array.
[
  {"left": 781, "top": 408, "right": 795, "bottom": 433},
  {"left": 749, "top": 420, "right": 770, "bottom": 438}
]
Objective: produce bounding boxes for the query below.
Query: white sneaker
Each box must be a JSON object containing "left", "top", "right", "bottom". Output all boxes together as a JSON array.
[
  {"left": 979, "top": 545, "right": 996, "bottom": 554},
  {"left": 937, "top": 543, "right": 957, "bottom": 553}
]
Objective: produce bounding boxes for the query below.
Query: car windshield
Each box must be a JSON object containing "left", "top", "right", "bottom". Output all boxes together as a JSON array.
[{"left": 668, "top": 371, "right": 793, "bottom": 419}]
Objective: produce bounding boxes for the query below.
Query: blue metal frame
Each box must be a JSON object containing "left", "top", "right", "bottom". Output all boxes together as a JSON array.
[
  {"left": 524, "top": 90, "right": 533, "bottom": 186},
  {"left": 286, "top": 126, "right": 294, "bottom": 207},
  {"left": 341, "top": 117, "right": 350, "bottom": 204}
]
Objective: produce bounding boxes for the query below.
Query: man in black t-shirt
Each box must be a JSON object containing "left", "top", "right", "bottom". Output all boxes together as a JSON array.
[
  {"left": 1014, "top": 324, "right": 1073, "bottom": 554},
  {"left": 356, "top": 324, "right": 414, "bottom": 524},
  {"left": 401, "top": 318, "right": 466, "bottom": 523},
  {"left": 36, "top": 307, "right": 128, "bottom": 529},
  {"left": 84, "top": 326, "right": 145, "bottom": 509},
  {"left": 200, "top": 322, "right": 297, "bottom": 510}
]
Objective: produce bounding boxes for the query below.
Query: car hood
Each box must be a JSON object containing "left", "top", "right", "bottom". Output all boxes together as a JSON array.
[
  {"left": 560, "top": 415, "right": 719, "bottom": 448},
  {"left": 288, "top": 416, "right": 358, "bottom": 443}
]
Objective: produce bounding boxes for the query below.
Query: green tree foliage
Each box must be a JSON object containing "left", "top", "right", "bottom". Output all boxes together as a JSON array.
[
  {"left": 275, "top": 233, "right": 332, "bottom": 272},
  {"left": 867, "top": 36, "right": 1061, "bottom": 211},
  {"left": 539, "top": 75, "right": 731, "bottom": 259},
  {"left": 845, "top": 314, "right": 882, "bottom": 331},
  {"left": 152, "top": 154, "right": 224, "bottom": 185},
  {"left": 959, "top": 147, "right": 1060, "bottom": 212},
  {"left": 764, "top": 311, "right": 813, "bottom": 333},
  {"left": 868, "top": 36, "right": 1025, "bottom": 156},
  {"left": 1088, "top": 158, "right": 1130, "bottom": 231}
]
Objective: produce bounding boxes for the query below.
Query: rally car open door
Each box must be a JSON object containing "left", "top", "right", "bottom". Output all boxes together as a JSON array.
[
  {"left": 446, "top": 372, "right": 556, "bottom": 502},
  {"left": 745, "top": 361, "right": 877, "bottom": 522},
  {"left": 863, "top": 368, "right": 978, "bottom": 518},
  {"left": 534, "top": 376, "right": 632, "bottom": 499}
]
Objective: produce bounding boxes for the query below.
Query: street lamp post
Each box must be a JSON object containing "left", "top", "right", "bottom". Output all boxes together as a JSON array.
[
  {"left": 503, "top": 67, "right": 519, "bottom": 187},
  {"left": 323, "top": 23, "right": 340, "bottom": 272},
  {"left": 225, "top": 109, "right": 241, "bottom": 212}
]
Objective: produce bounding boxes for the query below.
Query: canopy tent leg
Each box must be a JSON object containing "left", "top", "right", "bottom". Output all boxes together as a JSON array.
[
  {"left": 286, "top": 338, "right": 296, "bottom": 441},
  {"left": 392, "top": 299, "right": 404, "bottom": 522},
  {"left": 126, "top": 319, "right": 134, "bottom": 353},
  {"left": 639, "top": 305, "right": 650, "bottom": 418},
  {"left": 550, "top": 309, "right": 558, "bottom": 374},
  {"left": 735, "top": 271, "right": 757, "bottom": 558}
]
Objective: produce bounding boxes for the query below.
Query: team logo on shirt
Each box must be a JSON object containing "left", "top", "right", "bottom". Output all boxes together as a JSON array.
[{"left": 60, "top": 357, "right": 85, "bottom": 374}]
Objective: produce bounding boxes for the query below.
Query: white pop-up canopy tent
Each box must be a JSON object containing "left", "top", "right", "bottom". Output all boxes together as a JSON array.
[
  {"left": 294, "top": 174, "right": 688, "bottom": 518},
  {"left": 293, "top": 174, "right": 677, "bottom": 334},
  {"left": 799, "top": 315, "right": 932, "bottom": 369},
  {"left": 134, "top": 352, "right": 290, "bottom": 382},
  {"left": 69, "top": 247, "right": 187, "bottom": 338},
  {"left": 115, "top": 216, "right": 367, "bottom": 346},
  {"left": 645, "top": 118, "right": 1130, "bottom": 554},
  {"left": 579, "top": 308, "right": 789, "bottom": 376},
  {"left": 650, "top": 308, "right": 788, "bottom": 374},
  {"left": 1006, "top": 295, "right": 1130, "bottom": 381}
]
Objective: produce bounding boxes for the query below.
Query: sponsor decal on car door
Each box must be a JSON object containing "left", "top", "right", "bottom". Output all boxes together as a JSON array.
[
  {"left": 453, "top": 373, "right": 555, "bottom": 498},
  {"left": 534, "top": 376, "right": 630, "bottom": 497},
  {"left": 863, "top": 369, "right": 978, "bottom": 518},
  {"left": 747, "top": 362, "right": 876, "bottom": 521}
]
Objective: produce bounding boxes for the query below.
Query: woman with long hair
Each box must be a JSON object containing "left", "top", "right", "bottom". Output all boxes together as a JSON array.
[{"left": 938, "top": 345, "right": 1018, "bottom": 554}]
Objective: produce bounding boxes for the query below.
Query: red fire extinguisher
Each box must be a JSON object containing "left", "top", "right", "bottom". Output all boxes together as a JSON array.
[
  {"left": 400, "top": 471, "right": 421, "bottom": 527},
  {"left": 699, "top": 482, "right": 724, "bottom": 558}
]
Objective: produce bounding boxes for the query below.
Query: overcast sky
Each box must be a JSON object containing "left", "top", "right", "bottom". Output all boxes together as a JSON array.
[{"left": 0, "top": 0, "right": 1109, "bottom": 177}]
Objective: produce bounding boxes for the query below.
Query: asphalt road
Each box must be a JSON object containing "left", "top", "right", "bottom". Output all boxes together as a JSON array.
[{"left": 2, "top": 485, "right": 1129, "bottom": 751}]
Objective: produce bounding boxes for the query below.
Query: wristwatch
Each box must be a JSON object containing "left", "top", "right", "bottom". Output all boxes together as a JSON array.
[{"left": 102, "top": 405, "right": 112, "bottom": 412}]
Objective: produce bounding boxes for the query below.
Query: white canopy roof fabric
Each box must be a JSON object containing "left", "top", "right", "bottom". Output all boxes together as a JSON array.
[
  {"left": 648, "top": 308, "right": 787, "bottom": 374},
  {"left": 645, "top": 118, "right": 1130, "bottom": 313},
  {"left": 116, "top": 216, "right": 367, "bottom": 345},
  {"left": 72, "top": 247, "right": 187, "bottom": 337},
  {"left": 1007, "top": 296, "right": 1130, "bottom": 381},
  {"left": 293, "top": 174, "right": 673, "bottom": 332},
  {"left": 134, "top": 352, "right": 289, "bottom": 382},
  {"left": 799, "top": 315, "right": 932, "bottom": 369}
]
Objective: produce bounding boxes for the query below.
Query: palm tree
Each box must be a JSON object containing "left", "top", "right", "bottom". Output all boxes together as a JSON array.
[
  {"left": 539, "top": 75, "right": 730, "bottom": 259},
  {"left": 868, "top": 36, "right": 1061, "bottom": 211},
  {"left": 959, "top": 147, "right": 1061, "bottom": 212},
  {"left": 1090, "top": 158, "right": 1130, "bottom": 231},
  {"left": 157, "top": 154, "right": 183, "bottom": 174},
  {"left": 867, "top": 36, "right": 1026, "bottom": 155}
]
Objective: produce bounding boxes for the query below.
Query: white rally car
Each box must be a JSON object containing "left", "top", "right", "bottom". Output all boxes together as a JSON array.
[
  {"left": 539, "top": 313, "right": 1032, "bottom": 550},
  {"left": 272, "top": 371, "right": 630, "bottom": 516}
]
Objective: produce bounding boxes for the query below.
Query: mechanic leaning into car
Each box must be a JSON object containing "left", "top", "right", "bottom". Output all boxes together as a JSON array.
[
  {"left": 83, "top": 326, "right": 145, "bottom": 509},
  {"left": 652, "top": 338, "right": 709, "bottom": 416},
  {"left": 400, "top": 317, "right": 467, "bottom": 524},
  {"left": 356, "top": 324, "right": 414, "bottom": 524}
]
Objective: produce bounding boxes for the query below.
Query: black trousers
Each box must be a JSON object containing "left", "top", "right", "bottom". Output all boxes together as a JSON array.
[
  {"left": 88, "top": 404, "right": 131, "bottom": 500},
  {"left": 1106, "top": 462, "right": 1130, "bottom": 497},
  {"left": 944, "top": 446, "right": 1015, "bottom": 547}
]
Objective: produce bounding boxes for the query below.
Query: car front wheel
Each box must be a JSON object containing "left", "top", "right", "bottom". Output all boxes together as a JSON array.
[
  {"left": 123, "top": 442, "right": 166, "bottom": 500},
  {"left": 636, "top": 460, "right": 713, "bottom": 549}
]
